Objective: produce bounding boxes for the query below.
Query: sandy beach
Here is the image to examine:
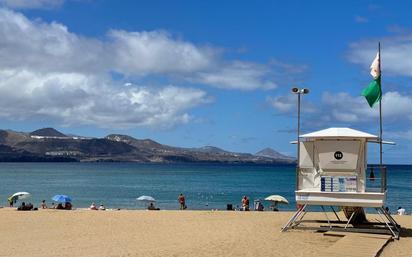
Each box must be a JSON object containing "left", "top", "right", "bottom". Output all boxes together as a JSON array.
[{"left": 0, "top": 208, "right": 410, "bottom": 257}]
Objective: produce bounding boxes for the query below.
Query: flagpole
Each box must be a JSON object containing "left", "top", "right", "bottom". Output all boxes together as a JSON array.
[{"left": 379, "top": 42, "right": 383, "bottom": 167}]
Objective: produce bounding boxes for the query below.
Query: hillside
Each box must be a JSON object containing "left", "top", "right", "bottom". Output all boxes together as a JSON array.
[
  {"left": 0, "top": 128, "right": 295, "bottom": 164},
  {"left": 255, "top": 148, "right": 295, "bottom": 162},
  {"left": 30, "top": 128, "right": 67, "bottom": 137}
]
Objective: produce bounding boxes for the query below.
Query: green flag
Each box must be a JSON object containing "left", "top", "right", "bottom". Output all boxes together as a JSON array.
[
  {"left": 361, "top": 76, "right": 381, "bottom": 107},
  {"left": 362, "top": 52, "right": 381, "bottom": 107}
]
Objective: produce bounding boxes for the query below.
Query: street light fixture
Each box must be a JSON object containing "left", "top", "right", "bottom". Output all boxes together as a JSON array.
[{"left": 291, "top": 87, "right": 309, "bottom": 190}]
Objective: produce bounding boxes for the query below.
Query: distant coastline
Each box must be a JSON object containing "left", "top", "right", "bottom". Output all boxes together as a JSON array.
[{"left": 0, "top": 128, "right": 296, "bottom": 164}]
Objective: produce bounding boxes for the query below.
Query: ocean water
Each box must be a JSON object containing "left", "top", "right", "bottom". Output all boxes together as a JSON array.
[{"left": 0, "top": 163, "right": 410, "bottom": 212}]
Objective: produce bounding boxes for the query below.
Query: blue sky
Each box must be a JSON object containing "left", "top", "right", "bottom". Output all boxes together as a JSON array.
[{"left": 0, "top": 0, "right": 411, "bottom": 163}]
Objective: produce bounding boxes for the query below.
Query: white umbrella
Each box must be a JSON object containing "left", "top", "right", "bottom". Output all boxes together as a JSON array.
[
  {"left": 11, "top": 192, "right": 31, "bottom": 200},
  {"left": 264, "top": 195, "right": 289, "bottom": 204},
  {"left": 136, "top": 195, "right": 156, "bottom": 202}
]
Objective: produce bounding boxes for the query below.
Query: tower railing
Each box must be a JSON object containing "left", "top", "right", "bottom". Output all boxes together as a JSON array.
[{"left": 365, "top": 166, "right": 387, "bottom": 193}]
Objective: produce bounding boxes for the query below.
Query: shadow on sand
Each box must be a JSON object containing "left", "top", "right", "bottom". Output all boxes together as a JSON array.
[{"left": 400, "top": 227, "right": 412, "bottom": 238}]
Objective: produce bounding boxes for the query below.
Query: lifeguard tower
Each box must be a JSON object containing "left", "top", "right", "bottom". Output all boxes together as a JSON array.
[{"left": 281, "top": 127, "right": 400, "bottom": 238}]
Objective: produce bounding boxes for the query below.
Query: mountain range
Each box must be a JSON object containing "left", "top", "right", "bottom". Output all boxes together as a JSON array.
[{"left": 0, "top": 128, "right": 295, "bottom": 164}]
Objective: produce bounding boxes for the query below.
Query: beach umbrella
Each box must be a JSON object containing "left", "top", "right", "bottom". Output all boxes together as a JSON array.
[
  {"left": 52, "top": 194, "right": 72, "bottom": 203},
  {"left": 264, "top": 195, "right": 289, "bottom": 204},
  {"left": 10, "top": 192, "right": 31, "bottom": 200},
  {"left": 136, "top": 195, "right": 156, "bottom": 202}
]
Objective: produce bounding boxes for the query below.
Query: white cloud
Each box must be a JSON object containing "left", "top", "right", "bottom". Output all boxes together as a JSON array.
[
  {"left": 267, "top": 95, "right": 296, "bottom": 113},
  {"left": 267, "top": 94, "right": 317, "bottom": 114},
  {"left": 321, "top": 92, "right": 376, "bottom": 122},
  {"left": 348, "top": 35, "right": 412, "bottom": 77},
  {"left": 381, "top": 91, "right": 412, "bottom": 120},
  {"left": 320, "top": 91, "right": 412, "bottom": 124},
  {"left": 109, "top": 30, "right": 215, "bottom": 75},
  {"left": 354, "top": 16, "right": 369, "bottom": 23},
  {"left": 0, "top": 9, "right": 105, "bottom": 74},
  {"left": 0, "top": 8, "right": 291, "bottom": 91},
  {"left": 0, "top": 8, "right": 215, "bottom": 129},
  {"left": 330, "top": 91, "right": 411, "bottom": 120},
  {"left": 0, "top": 0, "right": 64, "bottom": 9},
  {"left": 0, "top": 69, "right": 211, "bottom": 128},
  {"left": 0, "top": 8, "right": 305, "bottom": 128},
  {"left": 386, "top": 130, "right": 412, "bottom": 141},
  {"left": 107, "top": 32, "right": 281, "bottom": 90},
  {"left": 270, "top": 91, "right": 412, "bottom": 127},
  {"left": 196, "top": 61, "right": 276, "bottom": 90}
]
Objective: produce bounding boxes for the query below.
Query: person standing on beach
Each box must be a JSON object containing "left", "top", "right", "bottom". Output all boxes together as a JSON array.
[
  {"left": 385, "top": 207, "right": 390, "bottom": 214},
  {"left": 7, "top": 196, "right": 14, "bottom": 207},
  {"left": 241, "top": 196, "right": 250, "bottom": 211},
  {"left": 178, "top": 193, "right": 186, "bottom": 210}
]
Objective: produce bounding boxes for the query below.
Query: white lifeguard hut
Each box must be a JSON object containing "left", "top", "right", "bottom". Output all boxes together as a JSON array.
[{"left": 282, "top": 127, "right": 400, "bottom": 238}]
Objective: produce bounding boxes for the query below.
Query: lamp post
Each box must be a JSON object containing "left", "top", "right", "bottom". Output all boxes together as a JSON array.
[{"left": 292, "top": 87, "right": 309, "bottom": 190}]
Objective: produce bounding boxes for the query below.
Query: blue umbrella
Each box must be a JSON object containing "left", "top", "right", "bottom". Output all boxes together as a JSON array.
[{"left": 52, "top": 194, "right": 72, "bottom": 203}]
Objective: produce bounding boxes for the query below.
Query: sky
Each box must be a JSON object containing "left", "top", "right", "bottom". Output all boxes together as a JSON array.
[{"left": 0, "top": 0, "right": 411, "bottom": 163}]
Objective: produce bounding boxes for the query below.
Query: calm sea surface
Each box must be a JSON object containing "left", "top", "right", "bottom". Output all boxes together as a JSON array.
[{"left": 0, "top": 163, "right": 410, "bottom": 212}]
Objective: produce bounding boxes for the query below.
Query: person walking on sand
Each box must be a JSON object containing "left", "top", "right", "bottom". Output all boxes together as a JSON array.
[{"left": 178, "top": 193, "right": 186, "bottom": 210}]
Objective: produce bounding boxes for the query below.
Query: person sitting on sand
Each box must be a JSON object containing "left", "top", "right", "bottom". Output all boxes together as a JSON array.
[
  {"left": 99, "top": 204, "right": 106, "bottom": 211},
  {"left": 64, "top": 202, "right": 72, "bottom": 210},
  {"left": 257, "top": 202, "right": 264, "bottom": 211},
  {"left": 270, "top": 203, "right": 279, "bottom": 212},
  {"left": 17, "top": 202, "right": 33, "bottom": 211},
  {"left": 56, "top": 203, "right": 64, "bottom": 210},
  {"left": 90, "top": 202, "right": 98, "bottom": 210},
  {"left": 17, "top": 201, "right": 26, "bottom": 211},
  {"left": 40, "top": 200, "right": 47, "bottom": 209},
  {"left": 147, "top": 202, "right": 160, "bottom": 210},
  {"left": 397, "top": 206, "right": 406, "bottom": 215},
  {"left": 26, "top": 202, "right": 33, "bottom": 211}
]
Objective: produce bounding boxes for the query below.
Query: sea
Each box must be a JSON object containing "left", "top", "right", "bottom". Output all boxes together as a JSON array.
[{"left": 0, "top": 163, "right": 411, "bottom": 212}]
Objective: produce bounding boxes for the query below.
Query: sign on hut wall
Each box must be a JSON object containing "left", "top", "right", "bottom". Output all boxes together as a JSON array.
[{"left": 316, "top": 140, "right": 360, "bottom": 170}]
